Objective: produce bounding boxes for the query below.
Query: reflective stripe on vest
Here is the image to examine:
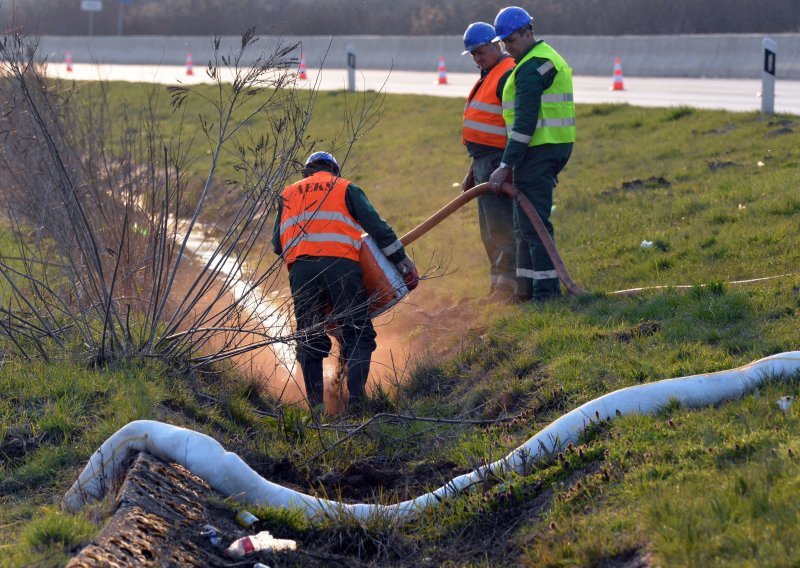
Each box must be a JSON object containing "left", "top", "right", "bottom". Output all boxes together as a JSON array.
[
  {"left": 464, "top": 119, "right": 508, "bottom": 137},
  {"left": 279, "top": 171, "right": 363, "bottom": 266},
  {"left": 507, "top": 118, "right": 577, "bottom": 140},
  {"left": 500, "top": 94, "right": 574, "bottom": 109},
  {"left": 462, "top": 57, "right": 516, "bottom": 148},
  {"left": 468, "top": 100, "right": 502, "bottom": 114},
  {"left": 283, "top": 232, "right": 361, "bottom": 250},
  {"left": 501, "top": 41, "right": 576, "bottom": 146},
  {"left": 280, "top": 210, "right": 362, "bottom": 235}
]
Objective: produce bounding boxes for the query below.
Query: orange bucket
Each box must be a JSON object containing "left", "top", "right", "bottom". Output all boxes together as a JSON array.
[{"left": 359, "top": 235, "right": 409, "bottom": 318}]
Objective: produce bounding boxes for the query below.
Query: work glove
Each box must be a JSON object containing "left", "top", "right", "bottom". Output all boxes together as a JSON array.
[
  {"left": 461, "top": 166, "right": 475, "bottom": 193},
  {"left": 395, "top": 256, "right": 419, "bottom": 291},
  {"left": 489, "top": 165, "right": 512, "bottom": 195}
]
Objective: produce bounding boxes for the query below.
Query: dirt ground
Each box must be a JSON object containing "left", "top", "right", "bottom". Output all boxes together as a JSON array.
[{"left": 67, "top": 453, "right": 241, "bottom": 567}]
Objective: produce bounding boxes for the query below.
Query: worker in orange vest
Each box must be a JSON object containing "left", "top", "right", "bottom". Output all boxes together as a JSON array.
[
  {"left": 273, "top": 152, "right": 417, "bottom": 413},
  {"left": 461, "top": 22, "right": 517, "bottom": 303}
]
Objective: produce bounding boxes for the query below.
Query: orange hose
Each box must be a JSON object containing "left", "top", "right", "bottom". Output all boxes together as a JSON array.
[{"left": 400, "top": 182, "right": 586, "bottom": 296}]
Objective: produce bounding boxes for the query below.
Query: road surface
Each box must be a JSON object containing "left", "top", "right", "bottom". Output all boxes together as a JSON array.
[{"left": 43, "top": 63, "right": 800, "bottom": 115}]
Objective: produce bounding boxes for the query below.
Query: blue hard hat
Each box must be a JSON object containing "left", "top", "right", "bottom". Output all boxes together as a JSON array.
[
  {"left": 493, "top": 6, "right": 533, "bottom": 41},
  {"left": 304, "top": 151, "right": 339, "bottom": 170},
  {"left": 462, "top": 22, "right": 496, "bottom": 55}
]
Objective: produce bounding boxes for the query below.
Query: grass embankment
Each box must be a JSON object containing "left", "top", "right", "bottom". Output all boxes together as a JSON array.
[{"left": 1, "top": 82, "right": 799, "bottom": 566}]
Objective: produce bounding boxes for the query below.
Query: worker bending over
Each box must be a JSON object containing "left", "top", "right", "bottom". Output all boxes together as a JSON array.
[
  {"left": 488, "top": 6, "right": 575, "bottom": 303},
  {"left": 273, "top": 152, "right": 416, "bottom": 412},
  {"left": 461, "top": 21, "right": 517, "bottom": 303}
]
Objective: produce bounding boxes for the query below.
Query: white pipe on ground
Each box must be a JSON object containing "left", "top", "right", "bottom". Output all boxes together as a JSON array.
[{"left": 63, "top": 352, "right": 800, "bottom": 520}]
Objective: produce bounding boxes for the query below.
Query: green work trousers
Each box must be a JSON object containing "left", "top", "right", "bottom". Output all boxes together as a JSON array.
[
  {"left": 472, "top": 151, "right": 516, "bottom": 293},
  {"left": 288, "top": 256, "right": 376, "bottom": 407},
  {"left": 513, "top": 144, "right": 572, "bottom": 301}
]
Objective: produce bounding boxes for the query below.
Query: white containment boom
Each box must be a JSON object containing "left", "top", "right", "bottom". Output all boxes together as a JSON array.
[{"left": 63, "top": 352, "right": 800, "bottom": 520}]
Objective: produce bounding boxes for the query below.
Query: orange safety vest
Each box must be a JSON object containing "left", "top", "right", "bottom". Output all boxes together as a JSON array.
[
  {"left": 462, "top": 57, "right": 516, "bottom": 148},
  {"left": 279, "top": 171, "right": 363, "bottom": 266}
]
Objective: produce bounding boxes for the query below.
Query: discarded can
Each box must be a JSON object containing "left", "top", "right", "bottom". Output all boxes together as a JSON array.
[
  {"left": 235, "top": 509, "right": 262, "bottom": 532},
  {"left": 778, "top": 395, "right": 794, "bottom": 411},
  {"left": 200, "top": 524, "right": 223, "bottom": 548}
]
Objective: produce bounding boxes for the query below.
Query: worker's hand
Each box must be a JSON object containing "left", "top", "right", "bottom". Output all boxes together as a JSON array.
[
  {"left": 396, "top": 257, "right": 419, "bottom": 291},
  {"left": 461, "top": 167, "right": 475, "bottom": 193},
  {"left": 489, "top": 165, "right": 511, "bottom": 194}
]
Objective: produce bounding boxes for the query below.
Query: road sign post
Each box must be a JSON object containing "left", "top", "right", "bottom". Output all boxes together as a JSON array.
[
  {"left": 117, "top": 0, "right": 133, "bottom": 36},
  {"left": 346, "top": 44, "right": 356, "bottom": 93},
  {"left": 761, "top": 37, "right": 776, "bottom": 115},
  {"left": 81, "top": 0, "right": 103, "bottom": 36}
]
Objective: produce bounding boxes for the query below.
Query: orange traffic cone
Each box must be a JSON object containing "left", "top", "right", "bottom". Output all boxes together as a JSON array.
[
  {"left": 185, "top": 53, "right": 194, "bottom": 76},
  {"left": 65, "top": 50, "right": 73, "bottom": 73},
  {"left": 298, "top": 54, "right": 308, "bottom": 80},
  {"left": 610, "top": 57, "right": 624, "bottom": 91},
  {"left": 437, "top": 56, "right": 448, "bottom": 85}
]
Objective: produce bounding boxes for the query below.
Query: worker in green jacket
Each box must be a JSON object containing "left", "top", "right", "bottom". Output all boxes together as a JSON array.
[
  {"left": 272, "top": 152, "right": 416, "bottom": 412},
  {"left": 488, "top": 6, "right": 575, "bottom": 302}
]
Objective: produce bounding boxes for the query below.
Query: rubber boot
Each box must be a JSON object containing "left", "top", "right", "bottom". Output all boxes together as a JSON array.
[
  {"left": 532, "top": 279, "right": 562, "bottom": 302},
  {"left": 346, "top": 357, "right": 370, "bottom": 413},
  {"left": 300, "top": 358, "right": 324, "bottom": 409}
]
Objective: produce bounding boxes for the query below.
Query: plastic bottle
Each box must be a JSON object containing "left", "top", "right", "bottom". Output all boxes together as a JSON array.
[
  {"left": 235, "top": 509, "right": 262, "bottom": 532},
  {"left": 224, "top": 530, "right": 297, "bottom": 559}
]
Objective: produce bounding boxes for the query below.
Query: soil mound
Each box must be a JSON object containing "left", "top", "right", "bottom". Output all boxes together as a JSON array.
[{"left": 67, "top": 453, "right": 240, "bottom": 567}]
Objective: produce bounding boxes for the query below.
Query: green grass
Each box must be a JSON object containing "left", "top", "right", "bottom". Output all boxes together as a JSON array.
[
  {"left": 0, "top": 356, "right": 285, "bottom": 566},
  {"left": 517, "top": 379, "right": 800, "bottom": 566},
  {"left": 73, "top": 83, "right": 800, "bottom": 305},
  {"left": 1, "top": 80, "right": 799, "bottom": 566}
]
